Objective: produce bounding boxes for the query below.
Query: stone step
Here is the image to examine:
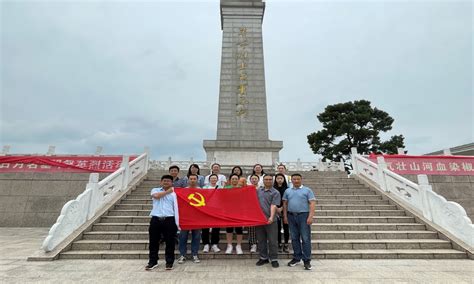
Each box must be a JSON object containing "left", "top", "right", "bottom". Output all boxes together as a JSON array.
[
  {"left": 145, "top": 175, "right": 351, "bottom": 179},
  {"left": 146, "top": 172, "right": 348, "bottom": 177},
  {"left": 143, "top": 178, "right": 358, "bottom": 184},
  {"left": 106, "top": 209, "right": 406, "bottom": 217},
  {"left": 317, "top": 195, "right": 382, "bottom": 200},
  {"left": 133, "top": 193, "right": 381, "bottom": 200},
  {"left": 91, "top": 223, "right": 427, "bottom": 232},
  {"left": 124, "top": 194, "right": 383, "bottom": 201},
  {"left": 314, "top": 216, "right": 416, "bottom": 224},
  {"left": 118, "top": 199, "right": 390, "bottom": 205},
  {"left": 132, "top": 188, "right": 377, "bottom": 195},
  {"left": 315, "top": 223, "right": 427, "bottom": 231},
  {"left": 317, "top": 210, "right": 406, "bottom": 217},
  {"left": 316, "top": 200, "right": 390, "bottom": 205},
  {"left": 316, "top": 205, "right": 399, "bottom": 210},
  {"left": 297, "top": 180, "right": 363, "bottom": 185},
  {"left": 59, "top": 249, "right": 467, "bottom": 260},
  {"left": 82, "top": 230, "right": 439, "bottom": 241},
  {"left": 57, "top": 171, "right": 469, "bottom": 261},
  {"left": 137, "top": 182, "right": 367, "bottom": 188},
  {"left": 70, "top": 239, "right": 453, "bottom": 251},
  {"left": 147, "top": 172, "right": 348, "bottom": 176},
  {"left": 99, "top": 216, "right": 416, "bottom": 224},
  {"left": 113, "top": 204, "right": 399, "bottom": 211}
]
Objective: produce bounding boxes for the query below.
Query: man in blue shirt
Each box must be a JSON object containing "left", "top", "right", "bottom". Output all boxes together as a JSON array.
[
  {"left": 145, "top": 175, "right": 178, "bottom": 271},
  {"left": 282, "top": 173, "right": 316, "bottom": 270},
  {"left": 169, "top": 165, "right": 187, "bottom": 188}
]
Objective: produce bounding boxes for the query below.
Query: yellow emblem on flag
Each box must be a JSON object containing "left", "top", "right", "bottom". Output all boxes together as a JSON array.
[{"left": 188, "top": 192, "right": 206, "bottom": 207}]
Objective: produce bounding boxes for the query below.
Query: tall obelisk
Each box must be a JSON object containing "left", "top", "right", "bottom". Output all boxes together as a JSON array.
[{"left": 203, "top": 0, "right": 283, "bottom": 167}]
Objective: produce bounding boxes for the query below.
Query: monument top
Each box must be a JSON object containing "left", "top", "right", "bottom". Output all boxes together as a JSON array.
[
  {"left": 220, "top": 0, "right": 265, "bottom": 30},
  {"left": 221, "top": 0, "right": 264, "bottom": 4}
]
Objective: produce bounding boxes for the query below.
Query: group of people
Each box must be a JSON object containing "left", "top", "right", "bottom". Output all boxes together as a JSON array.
[{"left": 146, "top": 163, "right": 316, "bottom": 271}]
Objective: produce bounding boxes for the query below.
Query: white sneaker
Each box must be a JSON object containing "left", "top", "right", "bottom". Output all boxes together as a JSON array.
[
  {"left": 236, "top": 245, "right": 243, "bottom": 255},
  {"left": 192, "top": 255, "right": 200, "bottom": 263},
  {"left": 225, "top": 244, "right": 233, "bottom": 254},
  {"left": 250, "top": 244, "right": 257, "bottom": 253},
  {"left": 211, "top": 244, "right": 221, "bottom": 253},
  {"left": 203, "top": 244, "right": 210, "bottom": 253},
  {"left": 177, "top": 255, "right": 186, "bottom": 264}
]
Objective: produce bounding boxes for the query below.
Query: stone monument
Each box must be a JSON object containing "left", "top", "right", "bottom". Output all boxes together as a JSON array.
[{"left": 203, "top": 0, "right": 283, "bottom": 167}]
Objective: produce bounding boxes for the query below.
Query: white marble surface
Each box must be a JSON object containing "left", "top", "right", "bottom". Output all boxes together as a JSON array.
[{"left": 213, "top": 151, "right": 274, "bottom": 166}]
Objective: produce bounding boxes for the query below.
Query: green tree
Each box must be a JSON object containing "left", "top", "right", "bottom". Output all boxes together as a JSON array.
[{"left": 307, "top": 100, "right": 405, "bottom": 169}]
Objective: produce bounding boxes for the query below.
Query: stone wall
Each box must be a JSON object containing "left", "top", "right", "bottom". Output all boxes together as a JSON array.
[
  {"left": 0, "top": 173, "right": 108, "bottom": 227},
  {"left": 404, "top": 175, "right": 474, "bottom": 221}
]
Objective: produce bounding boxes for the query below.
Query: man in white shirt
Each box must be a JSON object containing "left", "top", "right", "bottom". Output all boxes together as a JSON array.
[{"left": 145, "top": 175, "right": 178, "bottom": 271}]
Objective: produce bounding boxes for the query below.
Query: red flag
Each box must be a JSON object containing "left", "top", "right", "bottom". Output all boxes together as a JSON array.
[{"left": 174, "top": 186, "right": 267, "bottom": 230}]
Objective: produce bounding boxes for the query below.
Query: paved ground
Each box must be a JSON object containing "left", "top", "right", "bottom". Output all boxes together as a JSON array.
[{"left": 0, "top": 228, "right": 473, "bottom": 283}]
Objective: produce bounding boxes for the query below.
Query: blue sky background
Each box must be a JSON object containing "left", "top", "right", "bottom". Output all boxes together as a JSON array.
[{"left": 1, "top": 0, "right": 472, "bottom": 161}]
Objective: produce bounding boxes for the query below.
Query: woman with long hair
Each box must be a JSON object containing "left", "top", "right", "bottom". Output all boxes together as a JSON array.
[
  {"left": 276, "top": 163, "right": 292, "bottom": 187},
  {"left": 273, "top": 173, "right": 290, "bottom": 252},
  {"left": 183, "top": 163, "right": 205, "bottom": 188},
  {"left": 230, "top": 166, "right": 244, "bottom": 178},
  {"left": 247, "top": 174, "right": 260, "bottom": 253},
  {"left": 246, "top": 163, "right": 265, "bottom": 187}
]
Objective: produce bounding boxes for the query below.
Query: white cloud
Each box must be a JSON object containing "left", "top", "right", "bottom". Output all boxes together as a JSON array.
[{"left": 1, "top": 0, "right": 472, "bottom": 162}]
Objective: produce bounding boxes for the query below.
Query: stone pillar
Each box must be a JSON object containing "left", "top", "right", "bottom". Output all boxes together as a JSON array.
[{"left": 203, "top": 0, "right": 283, "bottom": 167}]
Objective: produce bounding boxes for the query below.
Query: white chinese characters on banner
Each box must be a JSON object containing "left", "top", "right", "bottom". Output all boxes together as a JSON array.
[
  {"left": 369, "top": 155, "right": 474, "bottom": 176},
  {"left": 0, "top": 156, "right": 136, "bottom": 173}
]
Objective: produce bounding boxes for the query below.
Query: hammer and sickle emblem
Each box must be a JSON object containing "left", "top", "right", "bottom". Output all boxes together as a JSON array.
[{"left": 188, "top": 192, "right": 206, "bottom": 207}]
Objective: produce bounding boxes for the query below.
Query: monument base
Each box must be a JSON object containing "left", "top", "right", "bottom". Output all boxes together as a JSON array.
[{"left": 203, "top": 139, "right": 283, "bottom": 168}]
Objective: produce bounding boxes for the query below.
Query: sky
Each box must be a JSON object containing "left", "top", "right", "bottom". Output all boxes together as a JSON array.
[{"left": 1, "top": 0, "right": 473, "bottom": 161}]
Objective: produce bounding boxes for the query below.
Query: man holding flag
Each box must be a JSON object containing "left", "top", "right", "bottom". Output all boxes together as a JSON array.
[
  {"left": 178, "top": 174, "right": 202, "bottom": 264},
  {"left": 255, "top": 175, "right": 281, "bottom": 268},
  {"left": 145, "top": 175, "right": 179, "bottom": 271}
]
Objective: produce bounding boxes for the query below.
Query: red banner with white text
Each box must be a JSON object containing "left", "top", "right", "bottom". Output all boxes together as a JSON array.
[
  {"left": 368, "top": 154, "right": 474, "bottom": 176},
  {"left": 175, "top": 186, "right": 268, "bottom": 230},
  {"left": 0, "top": 155, "right": 137, "bottom": 173}
]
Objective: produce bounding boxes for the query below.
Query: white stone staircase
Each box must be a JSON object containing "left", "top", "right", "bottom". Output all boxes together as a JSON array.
[{"left": 59, "top": 169, "right": 468, "bottom": 259}]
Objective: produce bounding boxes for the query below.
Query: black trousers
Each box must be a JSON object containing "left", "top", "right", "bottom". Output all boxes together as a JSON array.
[
  {"left": 226, "top": 227, "right": 243, "bottom": 234},
  {"left": 277, "top": 216, "right": 290, "bottom": 244},
  {"left": 202, "top": 228, "right": 220, "bottom": 245},
  {"left": 148, "top": 216, "right": 178, "bottom": 265}
]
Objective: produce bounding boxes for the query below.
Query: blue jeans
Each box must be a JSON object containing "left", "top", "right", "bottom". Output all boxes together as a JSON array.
[
  {"left": 178, "top": 230, "right": 201, "bottom": 256},
  {"left": 288, "top": 212, "right": 311, "bottom": 262}
]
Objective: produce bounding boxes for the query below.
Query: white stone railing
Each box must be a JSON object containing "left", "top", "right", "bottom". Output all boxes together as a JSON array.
[
  {"left": 351, "top": 148, "right": 474, "bottom": 248},
  {"left": 41, "top": 152, "right": 149, "bottom": 252},
  {"left": 279, "top": 159, "right": 345, "bottom": 172},
  {"left": 149, "top": 159, "right": 210, "bottom": 171},
  {"left": 149, "top": 158, "right": 344, "bottom": 172}
]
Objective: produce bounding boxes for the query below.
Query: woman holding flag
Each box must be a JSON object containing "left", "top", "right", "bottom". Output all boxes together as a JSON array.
[
  {"left": 224, "top": 174, "right": 244, "bottom": 254},
  {"left": 247, "top": 174, "right": 260, "bottom": 253},
  {"left": 201, "top": 174, "right": 222, "bottom": 253}
]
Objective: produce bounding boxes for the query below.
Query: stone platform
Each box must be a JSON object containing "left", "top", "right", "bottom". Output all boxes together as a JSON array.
[
  {"left": 51, "top": 170, "right": 468, "bottom": 260},
  {"left": 1, "top": 228, "right": 473, "bottom": 283}
]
